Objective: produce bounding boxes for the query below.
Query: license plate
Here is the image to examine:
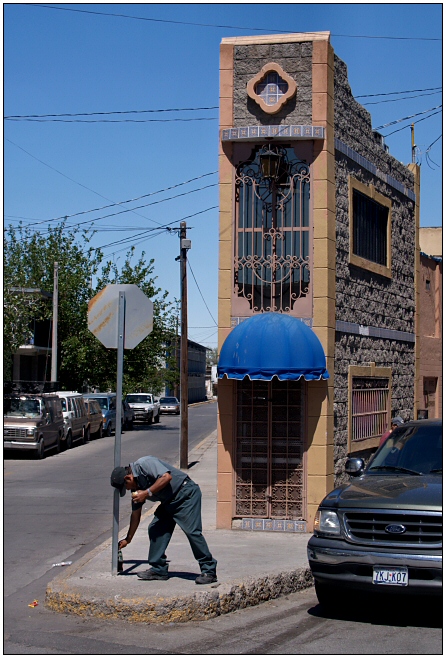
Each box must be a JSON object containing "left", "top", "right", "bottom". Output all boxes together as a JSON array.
[{"left": 373, "top": 567, "right": 408, "bottom": 586}]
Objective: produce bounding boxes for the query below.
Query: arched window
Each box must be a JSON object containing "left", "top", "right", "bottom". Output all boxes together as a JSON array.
[{"left": 234, "top": 145, "right": 311, "bottom": 314}]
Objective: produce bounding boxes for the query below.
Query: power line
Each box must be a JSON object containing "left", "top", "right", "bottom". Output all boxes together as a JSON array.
[
  {"left": 5, "top": 106, "right": 219, "bottom": 119},
  {"left": 6, "top": 116, "right": 217, "bottom": 123},
  {"left": 373, "top": 104, "right": 442, "bottom": 130},
  {"left": 355, "top": 86, "right": 442, "bottom": 99},
  {"left": 362, "top": 90, "right": 441, "bottom": 106},
  {"left": 383, "top": 109, "right": 442, "bottom": 137},
  {"left": 29, "top": 5, "right": 441, "bottom": 40},
  {"left": 187, "top": 260, "right": 217, "bottom": 326}
]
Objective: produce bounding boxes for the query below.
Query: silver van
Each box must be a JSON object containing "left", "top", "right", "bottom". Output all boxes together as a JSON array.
[
  {"left": 83, "top": 393, "right": 117, "bottom": 436},
  {"left": 55, "top": 391, "right": 90, "bottom": 449},
  {"left": 4, "top": 394, "right": 64, "bottom": 459}
]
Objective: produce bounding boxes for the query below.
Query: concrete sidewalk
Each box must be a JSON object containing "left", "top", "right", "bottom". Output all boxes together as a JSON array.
[{"left": 45, "top": 429, "right": 314, "bottom": 623}]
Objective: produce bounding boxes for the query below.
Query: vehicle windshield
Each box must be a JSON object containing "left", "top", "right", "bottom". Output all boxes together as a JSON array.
[
  {"left": 368, "top": 424, "right": 442, "bottom": 476},
  {"left": 87, "top": 397, "right": 109, "bottom": 410},
  {"left": 126, "top": 395, "right": 151, "bottom": 403},
  {"left": 160, "top": 398, "right": 178, "bottom": 404},
  {"left": 4, "top": 397, "right": 42, "bottom": 418}
]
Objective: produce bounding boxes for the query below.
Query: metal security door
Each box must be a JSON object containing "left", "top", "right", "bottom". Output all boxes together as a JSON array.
[{"left": 235, "top": 378, "right": 305, "bottom": 519}]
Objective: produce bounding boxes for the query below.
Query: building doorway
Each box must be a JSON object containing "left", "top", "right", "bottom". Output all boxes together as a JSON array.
[{"left": 235, "top": 378, "right": 306, "bottom": 520}]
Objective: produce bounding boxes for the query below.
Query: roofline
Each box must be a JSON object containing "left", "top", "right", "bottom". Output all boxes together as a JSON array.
[{"left": 221, "top": 31, "right": 330, "bottom": 46}]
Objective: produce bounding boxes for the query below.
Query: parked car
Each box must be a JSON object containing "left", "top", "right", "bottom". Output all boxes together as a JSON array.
[
  {"left": 83, "top": 393, "right": 117, "bottom": 436},
  {"left": 84, "top": 398, "right": 103, "bottom": 439},
  {"left": 307, "top": 419, "right": 442, "bottom": 608},
  {"left": 122, "top": 400, "right": 134, "bottom": 431},
  {"left": 159, "top": 396, "right": 180, "bottom": 415},
  {"left": 55, "top": 391, "right": 90, "bottom": 449},
  {"left": 4, "top": 393, "right": 64, "bottom": 459},
  {"left": 125, "top": 393, "right": 160, "bottom": 425}
]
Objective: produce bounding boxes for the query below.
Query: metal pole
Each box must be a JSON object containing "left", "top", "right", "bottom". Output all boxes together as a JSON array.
[
  {"left": 51, "top": 262, "right": 58, "bottom": 382},
  {"left": 179, "top": 222, "right": 189, "bottom": 469},
  {"left": 112, "top": 291, "right": 125, "bottom": 575}
]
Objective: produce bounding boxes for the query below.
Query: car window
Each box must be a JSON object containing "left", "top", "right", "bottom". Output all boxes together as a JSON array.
[
  {"left": 59, "top": 398, "right": 67, "bottom": 412},
  {"left": 160, "top": 398, "right": 178, "bottom": 403},
  {"left": 126, "top": 395, "right": 150, "bottom": 403},
  {"left": 369, "top": 424, "right": 442, "bottom": 475},
  {"left": 88, "top": 397, "right": 108, "bottom": 410},
  {"left": 4, "top": 397, "right": 42, "bottom": 417}
]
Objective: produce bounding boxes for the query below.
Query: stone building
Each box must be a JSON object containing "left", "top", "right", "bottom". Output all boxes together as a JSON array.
[{"left": 216, "top": 32, "right": 420, "bottom": 531}]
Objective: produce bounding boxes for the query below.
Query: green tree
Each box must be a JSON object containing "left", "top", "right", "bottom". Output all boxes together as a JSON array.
[{"left": 4, "top": 221, "right": 179, "bottom": 394}]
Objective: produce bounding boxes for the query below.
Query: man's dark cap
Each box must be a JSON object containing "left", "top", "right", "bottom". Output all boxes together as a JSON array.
[{"left": 111, "top": 466, "right": 127, "bottom": 497}]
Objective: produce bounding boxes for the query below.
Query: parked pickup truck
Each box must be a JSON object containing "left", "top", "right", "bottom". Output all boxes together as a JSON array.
[{"left": 125, "top": 393, "right": 160, "bottom": 425}]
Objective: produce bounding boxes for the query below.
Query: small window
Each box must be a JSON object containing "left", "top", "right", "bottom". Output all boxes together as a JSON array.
[
  {"left": 352, "top": 190, "right": 388, "bottom": 266},
  {"left": 348, "top": 364, "right": 392, "bottom": 451},
  {"left": 349, "top": 177, "right": 392, "bottom": 278},
  {"left": 426, "top": 279, "right": 431, "bottom": 291}
]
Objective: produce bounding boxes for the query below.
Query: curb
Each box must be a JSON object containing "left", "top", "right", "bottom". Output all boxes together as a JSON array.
[{"left": 45, "top": 568, "right": 314, "bottom": 623}]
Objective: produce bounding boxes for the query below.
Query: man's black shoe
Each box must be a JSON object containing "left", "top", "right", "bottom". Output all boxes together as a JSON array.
[
  {"left": 137, "top": 570, "right": 169, "bottom": 581},
  {"left": 195, "top": 573, "right": 218, "bottom": 585}
]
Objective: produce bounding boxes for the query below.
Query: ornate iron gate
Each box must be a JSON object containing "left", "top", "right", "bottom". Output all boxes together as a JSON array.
[{"left": 235, "top": 378, "right": 306, "bottom": 519}]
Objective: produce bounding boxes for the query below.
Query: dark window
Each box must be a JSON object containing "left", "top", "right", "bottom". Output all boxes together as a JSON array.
[
  {"left": 353, "top": 189, "right": 388, "bottom": 266},
  {"left": 235, "top": 145, "right": 310, "bottom": 313}
]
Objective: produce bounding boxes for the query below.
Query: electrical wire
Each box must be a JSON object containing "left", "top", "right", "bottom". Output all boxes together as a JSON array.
[
  {"left": 187, "top": 260, "right": 217, "bottom": 326},
  {"left": 6, "top": 116, "right": 218, "bottom": 123},
  {"left": 382, "top": 109, "right": 442, "bottom": 137},
  {"left": 355, "top": 87, "right": 442, "bottom": 99},
  {"left": 29, "top": 5, "right": 441, "bottom": 40},
  {"left": 362, "top": 90, "right": 441, "bottom": 106},
  {"left": 373, "top": 104, "right": 442, "bottom": 130},
  {"left": 5, "top": 107, "right": 219, "bottom": 119}
]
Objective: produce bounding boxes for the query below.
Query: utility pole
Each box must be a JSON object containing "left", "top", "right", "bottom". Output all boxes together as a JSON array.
[
  {"left": 51, "top": 262, "right": 59, "bottom": 383},
  {"left": 411, "top": 123, "right": 416, "bottom": 164},
  {"left": 179, "top": 222, "right": 191, "bottom": 469}
]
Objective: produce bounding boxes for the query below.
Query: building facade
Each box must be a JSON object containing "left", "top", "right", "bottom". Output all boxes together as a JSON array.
[
  {"left": 418, "top": 228, "right": 442, "bottom": 419},
  {"left": 217, "top": 32, "right": 420, "bottom": 531}
]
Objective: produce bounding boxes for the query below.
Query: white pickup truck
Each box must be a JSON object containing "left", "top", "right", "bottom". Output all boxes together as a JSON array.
[{"left": 124, "top": 393, "right": 160, "bottom": 425}]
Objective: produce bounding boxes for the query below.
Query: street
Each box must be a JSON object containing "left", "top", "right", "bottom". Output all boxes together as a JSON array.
[{"left": 4, "top": 400, "right": 442, "bottom": 654}]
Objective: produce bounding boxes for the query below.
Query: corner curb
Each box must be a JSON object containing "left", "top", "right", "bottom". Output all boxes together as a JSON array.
[{"left": 45, "top": 567, "right": 314, "bottom": 623}]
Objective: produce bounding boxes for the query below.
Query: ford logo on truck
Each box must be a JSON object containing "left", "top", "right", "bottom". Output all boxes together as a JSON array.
[{"left": 385, "top": 524, "right": 406, "bottom": 534}]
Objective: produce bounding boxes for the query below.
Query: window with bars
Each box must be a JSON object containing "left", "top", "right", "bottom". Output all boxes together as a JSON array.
[
  {"left": 235, "top": 378, "right": 306, "bottom": 520},
  {"left": 351, "top": 377, "right": 390, "bottom": 443},
  {"left": 352, "top": 189, "right": 389, "bottom": 266},
  {"left": 233, "top": 145, "right": 311, "bottom": 316}
]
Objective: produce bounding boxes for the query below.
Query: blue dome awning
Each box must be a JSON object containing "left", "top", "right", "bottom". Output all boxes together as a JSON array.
[{"left": 217, "top": 313, "right": 329, "bottom": 381}]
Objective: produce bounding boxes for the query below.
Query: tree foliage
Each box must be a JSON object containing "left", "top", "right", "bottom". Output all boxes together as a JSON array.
[{"left": 4, "top": 222, "right": 179, "bottom": 394}]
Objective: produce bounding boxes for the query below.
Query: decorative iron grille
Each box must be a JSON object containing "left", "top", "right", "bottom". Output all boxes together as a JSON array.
[
  {"left": 235, "top": 378, "right": 305, "bottom": 519},
  {"left": 234, "top": 145, "right": 311, "bottom": 314},
  {"left": 351, "top": 377, "right": 390, "bottom": 442}
]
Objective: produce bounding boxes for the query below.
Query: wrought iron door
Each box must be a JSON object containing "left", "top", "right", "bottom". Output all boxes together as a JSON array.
[{"left": 235, "top": 378, "right": 306, "bottom": 519}]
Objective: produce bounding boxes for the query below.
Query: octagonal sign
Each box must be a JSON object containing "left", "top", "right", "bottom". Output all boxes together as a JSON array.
[{"left": 88, "top": 284, "right": 153, "bottom": 349}]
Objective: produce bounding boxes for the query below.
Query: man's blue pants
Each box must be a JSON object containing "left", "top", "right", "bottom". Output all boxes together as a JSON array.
[{"left": 147, "top": 479, "right": 217, "bottom": 576}]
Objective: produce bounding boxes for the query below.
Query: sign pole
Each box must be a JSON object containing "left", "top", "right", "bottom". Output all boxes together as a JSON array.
[{"left": 112, "top": 291, "right": 125, "bottom": 575}]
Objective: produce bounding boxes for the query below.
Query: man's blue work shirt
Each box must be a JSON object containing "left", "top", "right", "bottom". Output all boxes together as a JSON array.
[{"left": 130, "top": 456, "right": 189, "bottom": 509}]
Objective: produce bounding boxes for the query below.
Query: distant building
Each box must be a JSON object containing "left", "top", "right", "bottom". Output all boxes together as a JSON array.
[
  {"left": 418, "top": 228, "right": 442, "bottom": 418},
  {"left": 165, "top": 338, "right": 207, "bottom": 404}
]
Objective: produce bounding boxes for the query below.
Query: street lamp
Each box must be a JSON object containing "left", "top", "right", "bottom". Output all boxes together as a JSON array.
[{"left": 259, "top": 144, "right": 283, "bottom": 180}]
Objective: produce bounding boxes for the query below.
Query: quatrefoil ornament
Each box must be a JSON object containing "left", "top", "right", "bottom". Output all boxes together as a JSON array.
[{"left": 247, "top": 62, "right": 297, "bottom": 115}]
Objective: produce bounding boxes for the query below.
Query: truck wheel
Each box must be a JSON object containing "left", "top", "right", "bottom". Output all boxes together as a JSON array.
[
  {"left": 97, "top": 423, "right": 103, "bottom": 439},
  {"left": 314, "top": 581, "right": 340, "bottom": 610},
  {"left": 154, "top": 412, "right": 160, "bottom": 424},
  {"left": 147, "top": 415, "right": 153, "bottom": 425},
  {"left": 35, "top": 438, "right": 45, "bottom": 460},
  {"left": 105, "top": 423, "right": 111, "bottom": 437},
  {"left": 82, "top": 426, "right": 90, "bottom": 444},
  {"left": 66, "top": 430, "right": 73, "bottom": 450}
]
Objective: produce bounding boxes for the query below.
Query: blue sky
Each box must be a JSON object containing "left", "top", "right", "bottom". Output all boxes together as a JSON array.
[{"left": 4, "top": 3, "right": 442, "bottom": 349}]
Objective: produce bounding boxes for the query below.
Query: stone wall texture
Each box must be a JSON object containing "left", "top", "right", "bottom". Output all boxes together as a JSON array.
[
  {"left": 233, "top": 42, "right": 313, "bottom": 126},
  {"left": 333, "top": 54, "right": 416, "bottom": 481}
]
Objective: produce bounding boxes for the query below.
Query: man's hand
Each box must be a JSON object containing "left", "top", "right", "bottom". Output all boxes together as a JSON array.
[
  {"left": 118, "top": 538, "right": 129, "bottom": 549},
  {"left": 132, "top": 489, "right": 149, "bottom": 504}
]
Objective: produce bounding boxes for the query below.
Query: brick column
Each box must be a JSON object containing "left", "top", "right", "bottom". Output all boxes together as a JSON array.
[
  {"left": 409, "top": 163, "right": 421, "bottom": 418},
  {"left": 217, "top": 42, "right": 235, "bottom": 529},
  {"left": 306, "top": 38, "right": 335, "bottom": 526}
]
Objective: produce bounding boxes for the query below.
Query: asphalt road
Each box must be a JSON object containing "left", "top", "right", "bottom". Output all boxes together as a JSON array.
[{"left": 4, "top": 399, "right": 442, "bottom": 654}]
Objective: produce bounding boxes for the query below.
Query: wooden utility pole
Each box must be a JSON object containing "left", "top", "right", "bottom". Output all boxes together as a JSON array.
[
  {"left": 51, "top": 262, "right": 59, "bottom": 383},
  {"left": 179, "top": 222, "right": 190, "bottom": 469}
]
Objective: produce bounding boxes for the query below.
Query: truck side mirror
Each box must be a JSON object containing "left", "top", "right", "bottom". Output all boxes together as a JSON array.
[{"left": 345, "top": 457, "right": 365, "bottom": 477}]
